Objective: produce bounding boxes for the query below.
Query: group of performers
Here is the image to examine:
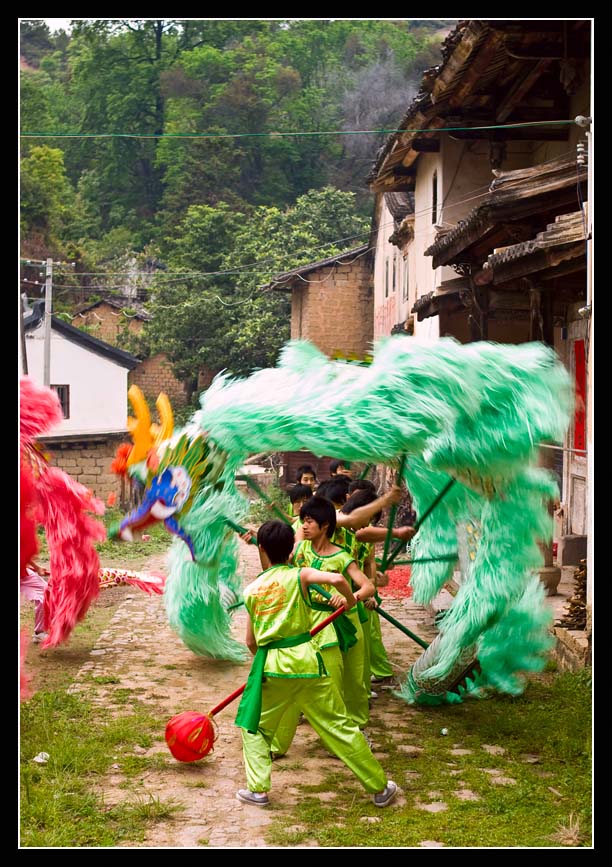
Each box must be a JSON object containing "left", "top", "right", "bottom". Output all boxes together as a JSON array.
[{"left": 234, "top": 468, "right": 416, "bottom": 807}]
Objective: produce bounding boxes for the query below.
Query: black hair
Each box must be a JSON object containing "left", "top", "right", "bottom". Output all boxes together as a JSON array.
[
  {"left": 299, "top": 496, "right": 337, "bottom": 538},
  {"left": 257, "top": 520, "right": 295, "bottom": 565},
  {"left": 329, "top": 459, "right": 348, "bottom": 475},
  {"left": 316, "top": 477, "right": 349, "bottom": 505},
  {"left": 348, "top": 478, "right": 377, "bottom": 495},
  {"left": 341, "top": 487, "right": 382, "bottom": 523},
  {"left": 289, "top": 483, "right": 313, "bottom": 504},
  {"left": 296, "top": 464, "right": 317, "bottom": 482}
]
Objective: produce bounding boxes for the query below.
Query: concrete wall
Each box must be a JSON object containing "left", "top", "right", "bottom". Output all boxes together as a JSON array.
[
  {"left": 290, "top": 255, "right": 373, "bottom": 358},
  {"left": 24, "top": 325, "right": 131, "bottom": 435},
  {"left": 413, "top": 152, "right": 442, "bottom": 340}
]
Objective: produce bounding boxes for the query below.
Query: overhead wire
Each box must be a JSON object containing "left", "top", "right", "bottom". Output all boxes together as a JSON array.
[
  {"left": 21, "top": 147, "right": 583, "bottom": 312},
  {"left": 20, "top": 119, "right": 576, "bottom": 140}
]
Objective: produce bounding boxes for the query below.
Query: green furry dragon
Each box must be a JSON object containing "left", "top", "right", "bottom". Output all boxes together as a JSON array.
[{"left": 115, "top": 336, "right": 572, "bottom": 705}]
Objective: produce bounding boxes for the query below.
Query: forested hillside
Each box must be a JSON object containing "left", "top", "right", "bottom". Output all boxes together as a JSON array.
[{"left": 20, "top": 19, "right": 449, "bottom": 381}]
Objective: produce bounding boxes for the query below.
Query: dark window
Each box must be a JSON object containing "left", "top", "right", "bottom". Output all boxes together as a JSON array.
[
  {"left": 392, "top": 255, "right": 397, "bottom": 293},
  {"left": 432, "top": 170, "right": 438, "bottom": 225},
  {"left": 385, "top": 259, "right": 389, "bottom": 297},
  {"left": 51, "top": 384, "right": 70, "bottom": 419},
  {"left": 403, "top": 261, "right": 409, "bottom": 301}
]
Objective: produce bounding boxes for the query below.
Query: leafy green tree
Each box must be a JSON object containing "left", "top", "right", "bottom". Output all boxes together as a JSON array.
[
  {"left": 144, "top": 187, "right": 368, "bottom": 382},
  {"left": 19, "top": 18, "right": 443, "bottom": 333},
  {"left": 20, "top": 145, "right": 74, "bottom": 241},
  {"left": 20, "top": 21, "right": 54, "bottom": 68}
]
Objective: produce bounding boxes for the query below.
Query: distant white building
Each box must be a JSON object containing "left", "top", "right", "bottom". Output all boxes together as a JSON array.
[{"left": 22, "top": 300, "right": 139, "bottom": 500}]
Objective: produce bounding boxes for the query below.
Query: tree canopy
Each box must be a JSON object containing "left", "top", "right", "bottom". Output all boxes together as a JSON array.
[{"left": 20, "top": 19, "right": 446, "bottom": 383}]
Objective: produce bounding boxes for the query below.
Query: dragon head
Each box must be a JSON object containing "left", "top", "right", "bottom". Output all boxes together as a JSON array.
[{"left": 114, "top": 388, "right": 228, "bottom": 559}]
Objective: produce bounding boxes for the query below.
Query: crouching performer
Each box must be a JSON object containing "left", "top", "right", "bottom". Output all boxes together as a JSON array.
[{"left": 235, "top": 519, "right": 398, "bottom": 808}]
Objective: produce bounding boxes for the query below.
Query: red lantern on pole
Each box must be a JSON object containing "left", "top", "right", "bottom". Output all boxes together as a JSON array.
[{"left": 165, "top": 711, "right": 216, "bottom": 762}]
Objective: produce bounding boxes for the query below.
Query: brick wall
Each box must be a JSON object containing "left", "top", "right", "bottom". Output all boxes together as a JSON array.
[
  {"left": 73, "top": 304, "right": 190, "bottom": 408},
  {"left": 290, "top": 257, "right": 373, "bottom": 358},
  {"left": 128, "top": 353, "right": 189, "bottom": 407},
  {"left": 40, "top": 433, "right": 129, "bottom": 504}
]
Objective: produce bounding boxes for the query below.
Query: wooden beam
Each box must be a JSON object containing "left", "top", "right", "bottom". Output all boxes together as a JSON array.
[
  {"left": 450, "top": 127, "right": 569, "bottom": 142},
  {"left": 496, "top": 59, "right": 552, "bottom": 123},
  {"left": 445, "top": 32, "right": 505, "bottom": 109}
]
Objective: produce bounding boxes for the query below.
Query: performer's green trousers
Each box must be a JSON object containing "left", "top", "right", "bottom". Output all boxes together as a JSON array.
[
  {"left": 271, "top": 628, "right": 370, "bottom": 755},
  {"left": 240, "top": 675, "right": 387, "bottom": 795},
  {"left": 369, "top": 609, "right": 394, "bottom": 679},
  {"left": 270, "top": 644, "right": 342, "bottom": 754},
  {"left": 361, "top": 609, "right": 372, "bottom": 698},
  {"left": 342, "top": 616, "right": 370, "bottom": 728}
]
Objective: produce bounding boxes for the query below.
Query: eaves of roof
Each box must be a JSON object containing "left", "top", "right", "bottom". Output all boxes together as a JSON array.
[
  {"left": 262, "top": 245, "right": 370, "bottom": 292},
  {"left": 367, "top": 20, "right": 493, "bottom": 188},
  {"left": 25, "top": 307, "right": 140, "bottom": 370},
  {"left": 424, "top": 156, "right": 588, "bottom": 268},
  {"left": 474, "top": 210, "right": 587, "bottom": 286}
]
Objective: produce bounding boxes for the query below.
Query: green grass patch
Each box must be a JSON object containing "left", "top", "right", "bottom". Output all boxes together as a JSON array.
[
  {"left": 266, "top": 669, "right": 592, "bottom": 848},
  {"left": 36, "top": 507, "right": 172, "bottom": 568},
  {"left": 20, "top": 690, "right": 176, "bottom": 847}
]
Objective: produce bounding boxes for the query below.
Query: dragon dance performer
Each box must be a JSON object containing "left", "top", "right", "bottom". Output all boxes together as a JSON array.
[
  {"left": 286, "top": 496, "right": 376, "bottom": 747},
  {"left": 235, "top": 520, "right": 397, "bottom": 808}
]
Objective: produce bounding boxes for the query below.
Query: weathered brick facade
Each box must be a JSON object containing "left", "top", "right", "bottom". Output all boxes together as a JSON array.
[
  {"left": 128, "top": 353, "right": 189, "bottom": 406},
  {"left": 40, "top": 432, "right": 129, "bottom": 504},
  {"left": 74, "top": 302, "right": 143, "bottom": 343},
  {"left": 289, "top": 256, "right": 374, "bottom": 359}
]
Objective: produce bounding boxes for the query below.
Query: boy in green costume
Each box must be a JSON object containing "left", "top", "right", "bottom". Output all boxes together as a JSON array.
[
  {"left": 292, "top": 496, "right": 375, "bottom": 731},
  {"left": 235, "top": 520, "right": 397, "bottom": 808},
  {"left": 287, "top": 482, "right": 312, "bottom": 531}
]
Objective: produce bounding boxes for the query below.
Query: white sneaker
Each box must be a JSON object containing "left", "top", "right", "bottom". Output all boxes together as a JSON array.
[
  {"left": 236, "top": 789, "right": 270, "bottom": 806},
  {"left": 32, "top": 632, "right": 48, "bottom": 644},
  {"left": 373, "top": 780, "right": 398, "bottom": 807}
]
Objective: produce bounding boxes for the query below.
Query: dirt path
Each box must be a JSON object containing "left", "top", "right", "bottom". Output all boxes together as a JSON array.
[{"left": 67, "top": 544, "right": 438, "bottom": 848}]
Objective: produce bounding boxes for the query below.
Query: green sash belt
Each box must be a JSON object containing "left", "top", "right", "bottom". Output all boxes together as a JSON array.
[
  {"left": 235, "top": 632, "right": 312, "bottom": 734},
  {"left": 356, "top": 600, "right": 369, "bottom": 624}
]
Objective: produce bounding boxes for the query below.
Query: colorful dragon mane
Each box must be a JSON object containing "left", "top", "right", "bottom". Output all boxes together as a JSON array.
[
  {"left": 118, "top": 337, "right": 572, "bottom": 704},
  {"left": 20, "top": 377, "right": 106, "bottom": 648}
]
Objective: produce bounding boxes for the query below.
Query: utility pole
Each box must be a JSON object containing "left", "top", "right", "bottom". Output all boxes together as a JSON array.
[
  {"left": 20, "top": 294, "right": 29, "bottom": 375},
  {"left": 43, "top": 257, "right": 52, "bottom": 387}
]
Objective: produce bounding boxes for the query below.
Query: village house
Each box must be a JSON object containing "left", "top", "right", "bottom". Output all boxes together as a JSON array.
[
  {"left": 368, "top": 19, "right": 592, "bottom": 663},
  {"left": 22, "top": 299, "right": 139, "bottom": 502},
  {"left": 370, "top": 192, "right": 416, "bottom": 341},
  {"left": 262, "top": 245, "right": 375, "bottom": 485}
]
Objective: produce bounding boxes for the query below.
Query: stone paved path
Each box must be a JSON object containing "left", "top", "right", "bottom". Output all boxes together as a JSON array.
[{"left": 66, "top": 542, "right": 443, "bottom": 847}]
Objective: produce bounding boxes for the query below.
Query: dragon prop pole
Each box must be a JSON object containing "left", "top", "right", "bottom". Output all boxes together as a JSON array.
[
  {"left": 236, "top": 475, "right": 292, "bottom": 525},
  {"left": 380, "top": 454, "right": 407, "bottom": 572},
  {"left": 311, "top": 582, "right": 478, "bottom": 697},
  {"left": 382, "top": 478, "right": 456, "bottom": 571},
  {"left": 118, "top": 338, "right": 571, "bottom": 705}
]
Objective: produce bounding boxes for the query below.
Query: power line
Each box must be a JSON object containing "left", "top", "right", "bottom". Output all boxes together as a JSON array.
[
  {"left": 20, "top": 147, "right": 582, "bottom": 297},
  {"left": 20, "top": 119, "right": 576, "bottom": 140}
]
